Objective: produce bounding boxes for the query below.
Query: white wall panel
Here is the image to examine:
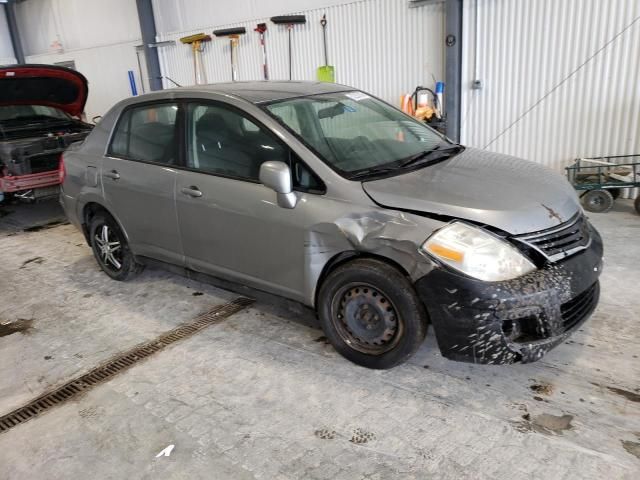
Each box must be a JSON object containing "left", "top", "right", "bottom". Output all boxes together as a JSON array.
[
  {"left": 26, "top": 42, "right": 143, "bottom": 120},
  {"left": 461, "top": 0, "right": 640, "bottom": 172},
  {"left": 15, "top": 0, "right": 141, "bottom": 56},
  {"left": 152, "top": 0, "right": 370, "bottom": 35},
  {"left": 0, "top": 5, "right": 16, "bottom": 63},
  {"left": 156, "top": 0, "right": 444, "bottom": 105}
]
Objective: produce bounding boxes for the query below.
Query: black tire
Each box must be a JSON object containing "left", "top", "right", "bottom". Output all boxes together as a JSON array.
[
  {"left": 635, "top": 195, "right": 640, "bottom": 215},
  {"left": 317, "top": 258, "right": 428, "bottom": 369},
  {"left": 582, "top": 189, "right": 614, "bottom": 213},
  {"left": 89, "top": 213, "right": 143, "bottom": 281}
]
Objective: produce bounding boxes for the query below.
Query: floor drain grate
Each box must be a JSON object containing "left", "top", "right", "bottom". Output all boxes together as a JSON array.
[{"left": 0, "top": 297, "right": 253, "bottom": 434}]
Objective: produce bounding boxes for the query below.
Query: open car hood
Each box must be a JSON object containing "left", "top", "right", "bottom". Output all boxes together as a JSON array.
[
  {"left": 362, "top": 147, "right": 581, "bottom": 235},
  {"left": 0, "top": 64, "right": 88, "bottom": 117}
]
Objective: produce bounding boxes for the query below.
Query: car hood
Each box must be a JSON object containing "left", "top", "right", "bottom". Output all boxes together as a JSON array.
[
  {"left": 361, "top": 147, "right": 581, "bottom": 235},
  {"left": 0, "top": 64, "right": 88, "bottom": 117}
]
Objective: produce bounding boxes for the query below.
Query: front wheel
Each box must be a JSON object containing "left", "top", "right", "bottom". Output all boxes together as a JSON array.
[
  {"left": 317, "top": 258, "right": 428, "bottom": 369},
  {"left": 89, "top": 213, "right": 143, "bottom": 281}
]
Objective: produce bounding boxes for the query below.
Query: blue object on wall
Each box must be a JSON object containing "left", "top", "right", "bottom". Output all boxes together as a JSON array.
[{"left": 128, "top": 70, "right": 138, "bottom": 96}]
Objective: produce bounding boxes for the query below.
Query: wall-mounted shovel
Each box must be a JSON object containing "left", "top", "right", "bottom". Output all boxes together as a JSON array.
[
  {"left": 179, "top": 33, "right": 211, "bottom": 85},
  {"left": 254, "top": 23, "right": 269, "bottom": 80},
  {"left": 213, "top": 27, "right": 247, "bottom": 81},
  {"left": 270, "top": 15, "right": 307, "bottom": 80},
  {"left": 316, "top": 14, "right": 335, "bottom": 82}
]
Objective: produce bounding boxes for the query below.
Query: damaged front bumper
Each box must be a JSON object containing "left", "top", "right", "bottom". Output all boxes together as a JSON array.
[{"left": 416, "top": 225, "right": 603, "bottom": 364}]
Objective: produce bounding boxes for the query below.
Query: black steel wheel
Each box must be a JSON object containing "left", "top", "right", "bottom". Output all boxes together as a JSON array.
[
  {"left": 332, "top": 283, "right": 403, "bottom": 355},
  {"left": 89, "top": 213, "right": 143, "bottom": 281},
  {"left": 582, "top": 189, "right": 614, "bottom": 213},
  {"left": 318, "top": 258, "right": 428, "bottom": 369}
]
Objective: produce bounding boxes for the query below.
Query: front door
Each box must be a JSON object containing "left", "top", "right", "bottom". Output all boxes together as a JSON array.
[
  {"left": 175, "top": 101, "right": 325, "bottom": 302},
  {"left": 102, "top": 101, "right": 183, "bottom": 264}
]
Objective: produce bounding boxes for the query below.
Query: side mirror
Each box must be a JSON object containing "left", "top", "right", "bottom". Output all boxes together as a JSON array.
[{"left": 259, "top": 161, "right": 298, "bottom": 209}]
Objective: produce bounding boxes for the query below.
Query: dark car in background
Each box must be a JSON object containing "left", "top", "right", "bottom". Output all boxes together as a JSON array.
[{"left": 0, "top": 65, "right": 93, "bottom": 204}]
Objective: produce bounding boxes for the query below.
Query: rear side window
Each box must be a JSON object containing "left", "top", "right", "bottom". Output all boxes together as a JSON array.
[{"left": 109, "top": 103, "right": 179, "bottom": 165}]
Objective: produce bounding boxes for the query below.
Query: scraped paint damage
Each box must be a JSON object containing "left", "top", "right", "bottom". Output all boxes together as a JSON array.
[
  {"left": 305, "top": 210, "right": 439, "bottom": 304},
  {"left": 448, "top": 265, "right": 575, "bottom": 364}
]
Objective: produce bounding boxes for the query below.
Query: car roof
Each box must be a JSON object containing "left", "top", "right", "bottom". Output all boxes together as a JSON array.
[{"left": 172, "top": 81, "right": 353, "bottom": 104}]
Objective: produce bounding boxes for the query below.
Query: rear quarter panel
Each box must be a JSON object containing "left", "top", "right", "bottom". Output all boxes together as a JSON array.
[{"left": 60, "top": 105, "right": 121, "bottom": 230}]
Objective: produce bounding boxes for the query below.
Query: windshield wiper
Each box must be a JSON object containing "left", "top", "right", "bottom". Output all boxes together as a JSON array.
[
  {"left": 347, "top": 144, "right": 464, "bottom": 181},
  {"left": 348, "top": 166, "right": 399, "bottom": 180},
  {"left": 399, "top": 144, "right": 464, "bottom": 168}
]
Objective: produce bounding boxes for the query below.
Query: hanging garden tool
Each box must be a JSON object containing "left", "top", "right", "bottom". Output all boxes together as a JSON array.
[
  {"left": 179, "top": 33, "right": 211, "bottom": 85},
  {"left": 254, "top": 23, "right": 269, "bottom": 80},
  {"left": 316, "top": 14, "right": 335, "bottom": 82},
  {"left": 213, "top": 27, "right": 247, "bottom": 81},
  {"left": 270, "top": 15, "right": 307, "bottom": 80}
]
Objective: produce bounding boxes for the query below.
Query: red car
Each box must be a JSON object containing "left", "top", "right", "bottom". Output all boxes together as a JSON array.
[{"left": 0, "top": 65, "right": 92, "bottom": 204}]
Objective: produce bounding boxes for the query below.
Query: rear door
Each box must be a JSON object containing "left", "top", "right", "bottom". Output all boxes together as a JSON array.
[{"left": 102, "top": 101, "right": 183, "bottom": 265}]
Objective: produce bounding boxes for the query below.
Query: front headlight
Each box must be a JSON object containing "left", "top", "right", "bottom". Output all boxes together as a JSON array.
[{"left": 421, "top": 222, "right": 536, "bottom": 282}]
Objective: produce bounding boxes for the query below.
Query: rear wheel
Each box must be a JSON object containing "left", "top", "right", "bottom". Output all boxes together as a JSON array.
[
  {"left": 635, "top": 195, "right": 640, "bottom": 215},
  {"left": 89, "top": 213, "right": 143, "bottom": 281},
  {"left": 582, "top": 189, "right": 614, "bottom": 213},
  {"left": 317, "top": 258, "right": 428, "bottom": 369}
]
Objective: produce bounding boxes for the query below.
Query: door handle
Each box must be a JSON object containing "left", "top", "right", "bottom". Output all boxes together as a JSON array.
[
  {"left": 104, "top": 170, "right": 120, "bottom": 180},
  {"left": 181, "top": 186, "right": 203, "bottom": 198}
]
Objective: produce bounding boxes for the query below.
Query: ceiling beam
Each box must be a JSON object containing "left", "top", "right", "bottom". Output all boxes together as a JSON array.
[
  {"left": 445, "top": 0, "right": 463, "bottom": 142},
  {"left": 4, "top": 1, "right": 25, "bottom": 64},
  {"left": 135, "top": 0, "right": 163, "bottom": 91}
]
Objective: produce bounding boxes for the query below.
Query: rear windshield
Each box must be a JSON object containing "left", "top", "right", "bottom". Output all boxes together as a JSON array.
[
  {"left": 0, "top": 105, "right": 70, "bottom": 122},
  {"left": 264, "top": 91, "right": 443, "bottom": 176}
]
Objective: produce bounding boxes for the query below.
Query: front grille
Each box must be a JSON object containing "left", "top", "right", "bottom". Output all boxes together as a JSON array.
[
  {"left": 561, "top": 282, "right": 598, "bottom": 332},
  {"left": 515, "top": 213, "right": 590, "bottom": 261}
]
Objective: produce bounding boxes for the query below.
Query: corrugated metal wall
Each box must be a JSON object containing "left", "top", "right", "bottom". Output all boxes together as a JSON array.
[
  {"left": 154, "top": 0, "right": 445, "bottom": 105},
  {"left": 461, "top": 0, "right": 640, "bottom": 172},
  {"left": 152, "top": 0, "right": 362, "bottom": 34}
]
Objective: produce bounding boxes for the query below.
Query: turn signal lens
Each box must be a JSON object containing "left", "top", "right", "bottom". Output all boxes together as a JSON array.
[{"left": 425, "top": 243, "right": 464, "bottom": 262}]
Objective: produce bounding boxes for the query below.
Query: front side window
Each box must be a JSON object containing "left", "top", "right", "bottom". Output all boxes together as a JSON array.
[
  {"left": 264, "top": 91, "right": 445, "bottom": 178},
  {"left": 109, "top": 103, "right": 179, "bottom": 165},
  {"left": 186, "top": 103, "right": 287, "bottom": 182}
]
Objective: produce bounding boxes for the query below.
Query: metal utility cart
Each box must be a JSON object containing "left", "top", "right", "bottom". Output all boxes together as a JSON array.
[{"left": 566, "top": 154, "right": 640, "bottom": 214}]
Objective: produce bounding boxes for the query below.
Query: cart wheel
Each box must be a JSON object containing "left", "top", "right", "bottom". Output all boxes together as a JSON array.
[
  {"left": 582, "top": 189, "right": 614, "bottom": 213},
  {"left": 634, "top": 195, "right": 640, "bottom": 215}
]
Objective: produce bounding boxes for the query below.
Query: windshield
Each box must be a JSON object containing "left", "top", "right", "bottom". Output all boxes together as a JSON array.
[
  {"left": 264, "top": 91, "right": 447, "bottom": 178},
  {"left": 0, "top": 105, "right": 70, "bottom": 123}
]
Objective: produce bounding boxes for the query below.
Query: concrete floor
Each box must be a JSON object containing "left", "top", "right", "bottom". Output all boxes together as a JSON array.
[{"left": 0, "top": 199, "right": 639, "bottom": 479}]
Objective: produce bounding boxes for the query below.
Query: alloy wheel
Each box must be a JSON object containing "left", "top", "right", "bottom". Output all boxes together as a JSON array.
[{"left": 94, "top": 224, "right": 123, "bottom": 270}]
